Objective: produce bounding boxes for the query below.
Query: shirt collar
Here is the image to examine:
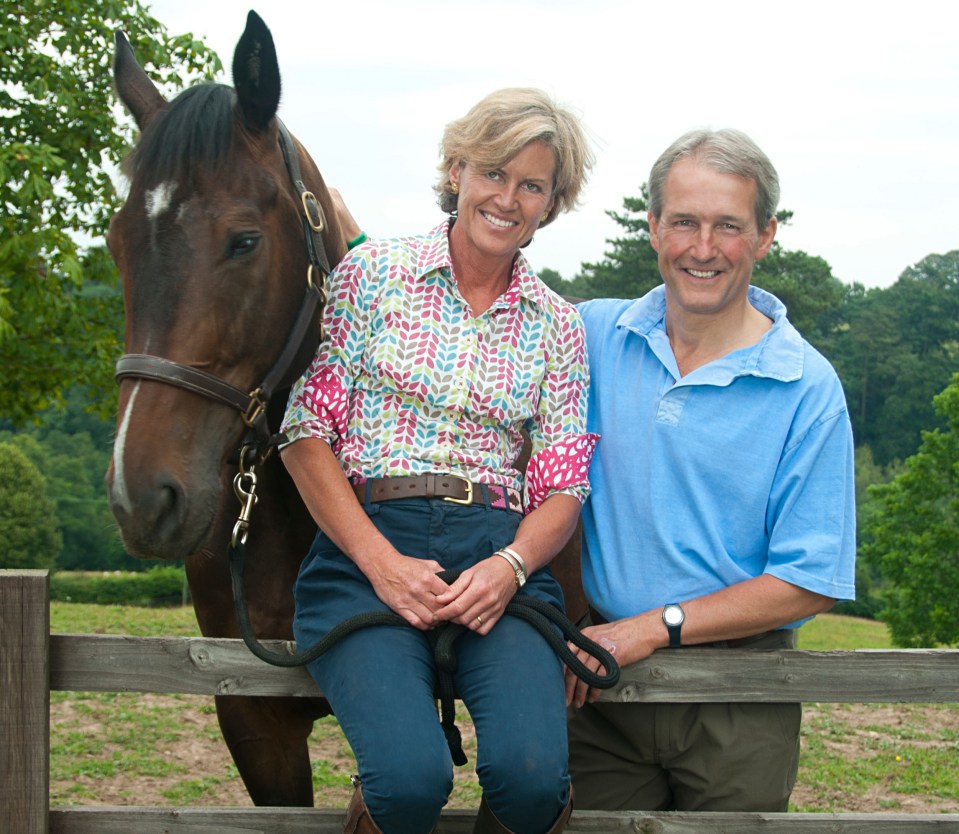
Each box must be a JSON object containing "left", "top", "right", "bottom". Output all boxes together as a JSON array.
[
  {"left": 417, "top": 219, "right": 548, "bottom": 309},
  {"left": 616, "top": 284, "right": 805, "bottom": 383}
]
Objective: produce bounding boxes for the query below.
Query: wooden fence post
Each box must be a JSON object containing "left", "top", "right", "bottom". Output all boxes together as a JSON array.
[{"left": 1, "top": 570, "right": 50, "bottom": 834}]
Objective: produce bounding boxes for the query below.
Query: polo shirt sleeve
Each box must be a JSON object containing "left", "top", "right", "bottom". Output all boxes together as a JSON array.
[
  {"left": 764, "top": 375, "right": 857, "bottom": 601},
  {"left": 281, "top": 247, "right": 377, "bottom": 452},
  {"left": 524, "top": 303, "right": 599, "bottom": 511}
]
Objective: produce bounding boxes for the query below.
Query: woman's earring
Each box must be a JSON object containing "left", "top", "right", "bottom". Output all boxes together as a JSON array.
[
  {"left": 541, "top": 213, "right": 548, "bottom": 222},
  {"left": 451, "top": 182, "right": 459, "bottom": 195}
]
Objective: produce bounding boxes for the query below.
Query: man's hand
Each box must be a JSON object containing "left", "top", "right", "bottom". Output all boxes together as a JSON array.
[{"left": 565, "top": 616, "right": 659, "bottom": 708}]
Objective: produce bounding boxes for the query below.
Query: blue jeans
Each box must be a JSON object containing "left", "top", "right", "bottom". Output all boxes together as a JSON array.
[{"left": 294, "top": 497, "right": 570, "bottom": 834}]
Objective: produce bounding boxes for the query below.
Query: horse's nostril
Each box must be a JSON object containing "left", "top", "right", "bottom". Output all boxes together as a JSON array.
[
  {"left": 157, "top": 480, "right": 179, "bottom": 512},
  {"left": 151, "top": 476, "right": 186, "bottom": 536},
  {"left": 108, "top": 468, "right": 196, "bottom": 560}
]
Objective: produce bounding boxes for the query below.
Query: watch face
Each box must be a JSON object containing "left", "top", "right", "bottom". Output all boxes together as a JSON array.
[{"left": 663, "top": 605, "right": 684, "bottom": 626}]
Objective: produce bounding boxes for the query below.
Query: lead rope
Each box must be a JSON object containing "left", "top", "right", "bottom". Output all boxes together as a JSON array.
[{"left": 228, "top": 465, "right": 620, "bottom": 765}]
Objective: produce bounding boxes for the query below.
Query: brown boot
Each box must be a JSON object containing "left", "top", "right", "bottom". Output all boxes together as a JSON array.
[
  {"left": 472, "top": 790, "right": 573, "bottom": 834},
  {"left": 344, "top": 782, "right": 384, "bottom": 834}
]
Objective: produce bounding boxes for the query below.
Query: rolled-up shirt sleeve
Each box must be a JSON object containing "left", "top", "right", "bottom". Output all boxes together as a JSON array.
[
  {"left": 281, "top": 249, "right": 376, "bottom": 451},
  {"left": 524, "top": 305, "right": 599, "bottom": 511}
]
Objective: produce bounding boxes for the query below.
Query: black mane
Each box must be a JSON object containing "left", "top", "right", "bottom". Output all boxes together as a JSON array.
[{"left": 128, "top": 83, "right": 237, "bottom": 184}]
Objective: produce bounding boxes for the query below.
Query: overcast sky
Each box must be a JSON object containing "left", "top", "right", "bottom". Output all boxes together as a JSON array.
[{"left": 143, "top": 0, "right": 958, "bottom": 290}]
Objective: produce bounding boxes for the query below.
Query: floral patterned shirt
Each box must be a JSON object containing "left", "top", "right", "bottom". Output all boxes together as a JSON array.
[{"left": 281, "top": 220, "right": 598, "bottom": 511}]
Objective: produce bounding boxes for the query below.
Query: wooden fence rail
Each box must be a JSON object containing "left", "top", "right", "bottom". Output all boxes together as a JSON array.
[{"left": 3, "top": 570, "right": 958, "bottom": 834}]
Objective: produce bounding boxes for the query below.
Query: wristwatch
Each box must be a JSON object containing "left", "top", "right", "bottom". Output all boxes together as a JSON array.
[{"left": 662, "top": 603, "right": 685, "bottom": 648}]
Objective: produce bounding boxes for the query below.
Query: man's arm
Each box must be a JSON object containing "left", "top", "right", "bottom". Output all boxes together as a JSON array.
[{"left": 565, "top": 574, "right": 834, "bottom": 708}]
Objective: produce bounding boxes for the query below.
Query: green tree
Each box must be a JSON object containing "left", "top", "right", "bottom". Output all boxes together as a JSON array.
[
  {"left": 0, "top": 441, "right": 62, "bottom": 570},
  {"left": 1, "top": 1, "right": 221, "bottom": 424},
  {"left": 751, "top": 245, "right": 847, "bottom": 340},
  {"left": 820, "top": 252, "right": 959, "bottom": 465},
  {"left": 538, "top": 267, "right": 570, "bottom": 295},
  {"left": 6, "top": 429, "right": 132, "bottom": 571},
  {"left": 861, "top": 373, "right": 959, "bottom": 647},
  {"left": 1, "top": 386, "right": 140, "bottom": 570},
  {"left": 569, "top": 187, "right": 661, "bottom": 300},
  {"left": 835, "top": 446, "right": 903, "bottom": 620}
]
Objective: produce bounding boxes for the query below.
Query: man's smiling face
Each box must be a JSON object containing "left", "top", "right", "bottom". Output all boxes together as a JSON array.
[{"left": 649, "top": 156, "right": 777, "bottom": 321}]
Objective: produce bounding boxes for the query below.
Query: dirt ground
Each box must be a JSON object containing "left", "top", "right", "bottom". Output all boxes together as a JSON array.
[
  {"left": 50, "top": 693, "right": 468, "bottom": 809},
  {"left": 50, "top": 696, "right": 959, "bottom": 812},
  {"left": 791, "top": 702, "right": 959, "bottom": 814}
]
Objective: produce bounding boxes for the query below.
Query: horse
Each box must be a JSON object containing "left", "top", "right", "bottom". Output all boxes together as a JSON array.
[
  {"left": 105, "top": 10, "right": 587, "bottom": 808},
  {"left": 105, "top": 11, "right": 346, "bottom": 806}
]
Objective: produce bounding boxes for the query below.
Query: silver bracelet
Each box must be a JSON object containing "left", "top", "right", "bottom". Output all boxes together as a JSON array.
[
  {"left": 497, "top": 546, "right": 528, "bottom": 576},
  {"left": 493, "top": 548, "right": 527, "bottom": 588}
]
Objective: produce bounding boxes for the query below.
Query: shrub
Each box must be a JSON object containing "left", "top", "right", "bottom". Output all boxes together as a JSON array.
[{"left": 50, "top": 566, "right": 187, "bottom": 606}]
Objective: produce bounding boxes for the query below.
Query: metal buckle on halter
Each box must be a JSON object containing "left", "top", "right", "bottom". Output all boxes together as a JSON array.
[
  {"left": 242, "top": 388, "right": 267, "bottom": 429},
  {"left": 442, "top": 476, "right": 474, "bottom": 506},
  {"left": 301, "top": 191, "right": 326, "bottom": 232}
]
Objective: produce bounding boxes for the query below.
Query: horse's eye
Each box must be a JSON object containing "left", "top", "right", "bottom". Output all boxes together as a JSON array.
[{"left": 229, "top": 233, "right": 261, "bottom": 258}]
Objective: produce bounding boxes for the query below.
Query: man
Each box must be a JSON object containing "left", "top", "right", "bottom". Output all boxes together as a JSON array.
[{"left": 565, "top": 128, "right": 856, "bottom": 812}]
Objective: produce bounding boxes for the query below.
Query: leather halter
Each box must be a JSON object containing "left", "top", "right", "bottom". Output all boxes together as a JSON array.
[{"left": 115, "top": 121, "right": 331, "bottom": 456}]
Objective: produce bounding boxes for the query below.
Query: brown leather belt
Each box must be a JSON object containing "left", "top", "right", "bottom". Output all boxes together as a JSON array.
[
  {"left": 352, "top": 474, "right": 523, "bottom": 514},
  {"left": 588, "top": 606, "right": 780, "bottom": 648},
  {"left": 693, "top": 631, "right": 778, "bottom": 649}
]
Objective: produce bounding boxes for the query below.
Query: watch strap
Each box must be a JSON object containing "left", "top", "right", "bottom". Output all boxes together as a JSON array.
[{"left": 662, "top": 603, "right": 684, "bottom": 648}]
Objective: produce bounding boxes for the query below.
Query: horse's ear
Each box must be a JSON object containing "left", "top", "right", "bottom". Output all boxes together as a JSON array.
[
  {"left": 113, "top": 30, "right": 166, "bottom": 130},
  {"left": 232, "top": 10, "right": 281, "bottom": 132}
]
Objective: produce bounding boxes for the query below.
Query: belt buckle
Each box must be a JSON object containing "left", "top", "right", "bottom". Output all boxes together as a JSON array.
[{"left": 442, "top": 476, "right": 473, "bottom": 506}]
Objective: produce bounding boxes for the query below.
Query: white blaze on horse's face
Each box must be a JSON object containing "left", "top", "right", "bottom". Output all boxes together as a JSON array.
[
  {"left": 145, "top": 181, "right": 177, "bottom": 221},
  {"left": 112, "top": 378, "right": 142, "bottom": 516}
]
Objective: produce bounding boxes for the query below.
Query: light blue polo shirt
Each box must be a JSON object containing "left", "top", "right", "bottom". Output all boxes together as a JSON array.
[{"left": 580, "top": 286, "right": 856, "bottom": 626}]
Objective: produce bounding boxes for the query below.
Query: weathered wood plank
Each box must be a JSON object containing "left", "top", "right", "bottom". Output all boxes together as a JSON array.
[
  {"left": 49, "top": 634, "right": 320, "bottom": 697},
  {"left": 50, "top": 635, "right": 959, "bottom": 703},
  {"left": 47, "top": 807, "right": 959, "bottom": 833},
  {"left": 0, "top": 570, "right": 50, "bottom": 834},
  {"left": 605, "top": 647, "right": 959, "bottom": 703}
]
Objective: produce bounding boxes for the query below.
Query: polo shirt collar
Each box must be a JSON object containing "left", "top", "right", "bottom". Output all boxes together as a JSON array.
[
  {"left": 417, "top": 219, "right": 548, "bottom": 310},
  {"left": 616, "top": 284, "right": 805, "bottom": 383}
]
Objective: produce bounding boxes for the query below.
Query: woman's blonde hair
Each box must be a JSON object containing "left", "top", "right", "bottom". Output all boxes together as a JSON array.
[{"left": 435, "top": 88, "right": 593, "bottom": 227}]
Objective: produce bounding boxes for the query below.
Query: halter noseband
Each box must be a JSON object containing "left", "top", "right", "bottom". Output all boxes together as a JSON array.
[{"left": 114, "top": 121, "right": 331, "bottom": 456}]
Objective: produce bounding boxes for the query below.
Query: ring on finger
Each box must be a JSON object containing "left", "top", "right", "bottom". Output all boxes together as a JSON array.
[{"left": 475, "top": 615, "right": 483, "bottom": 625}]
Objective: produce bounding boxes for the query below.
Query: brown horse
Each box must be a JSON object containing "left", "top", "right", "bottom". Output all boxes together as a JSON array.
[
  {"left": 106, "top": 9, "right": 587, "bottom": 808},
  {"left": 105, "top": 11, "right": 347, "bottom": 806}
]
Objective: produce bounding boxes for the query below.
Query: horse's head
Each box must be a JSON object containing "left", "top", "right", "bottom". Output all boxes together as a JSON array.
[{"left": 106, "top": 12, "right": 345, "bottom": 561}]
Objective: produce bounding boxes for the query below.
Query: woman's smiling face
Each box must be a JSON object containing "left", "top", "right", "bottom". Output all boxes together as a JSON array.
[{"left": 448, "top": 139, "right": 556, "bottom": 267}]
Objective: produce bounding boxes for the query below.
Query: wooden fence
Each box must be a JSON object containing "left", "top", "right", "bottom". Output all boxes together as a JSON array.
[{"left": 3, "top": 569, "right": 959, "bottom": 833}]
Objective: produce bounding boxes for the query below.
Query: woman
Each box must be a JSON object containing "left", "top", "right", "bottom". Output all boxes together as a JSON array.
[{"left": 280, "top": 88, "right": 596, "bottom": 834}]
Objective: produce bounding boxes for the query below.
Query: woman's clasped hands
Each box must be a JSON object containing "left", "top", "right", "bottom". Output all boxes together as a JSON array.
[{"left": 364, "top": 547, "right": 518, "bottom": 635}]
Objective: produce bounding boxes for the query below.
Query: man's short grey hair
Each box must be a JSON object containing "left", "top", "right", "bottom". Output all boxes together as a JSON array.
[{"left": 648, "top": 128, "right": 780, "bottom": 230}]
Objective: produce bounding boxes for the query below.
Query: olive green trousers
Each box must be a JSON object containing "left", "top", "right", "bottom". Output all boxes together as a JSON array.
[{"left": 567, "top": 628, "right": 801, "bottom": 812}]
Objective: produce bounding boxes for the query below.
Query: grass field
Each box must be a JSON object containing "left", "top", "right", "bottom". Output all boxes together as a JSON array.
[{"left": 49, "top": 605, "right": 959, "bottom": 812}]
